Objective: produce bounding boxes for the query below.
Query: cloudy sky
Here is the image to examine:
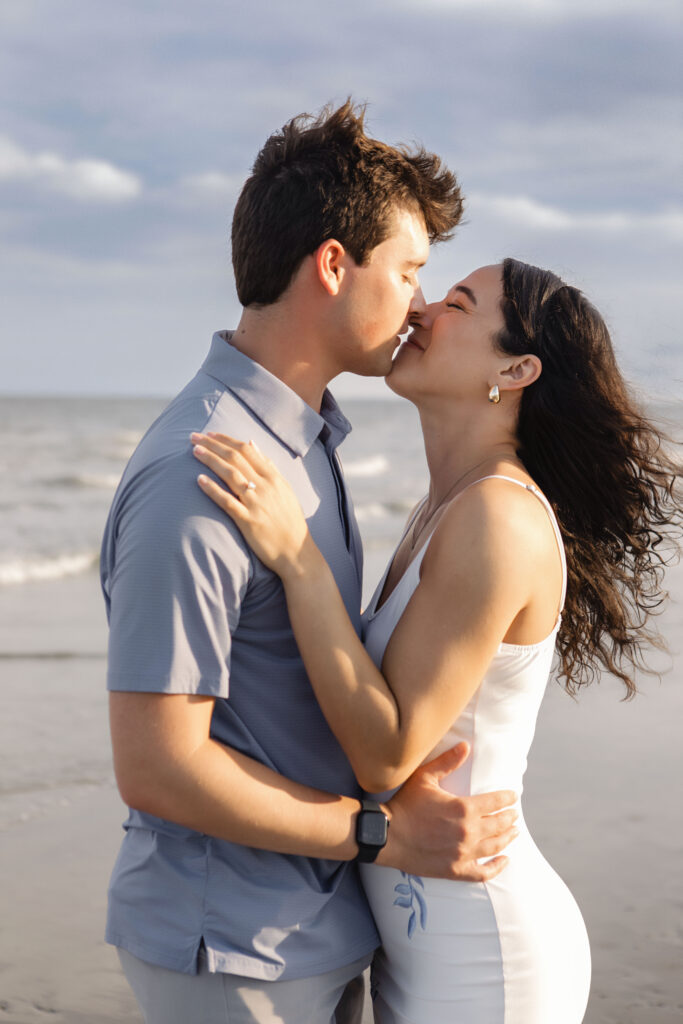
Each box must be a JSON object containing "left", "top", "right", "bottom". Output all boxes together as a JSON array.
[{"left": 1, "top": 0, "right": 681, "bottom": 398}]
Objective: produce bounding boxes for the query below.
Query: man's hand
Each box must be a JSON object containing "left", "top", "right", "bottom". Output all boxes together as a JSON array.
[{"left": 376, "top": 742, "right": 518, "bottom": 881}]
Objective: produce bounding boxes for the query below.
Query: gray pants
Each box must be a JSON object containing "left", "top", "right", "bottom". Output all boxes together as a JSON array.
[{"left": 118, "top": 947, "right": 370, "bottom": 1024}]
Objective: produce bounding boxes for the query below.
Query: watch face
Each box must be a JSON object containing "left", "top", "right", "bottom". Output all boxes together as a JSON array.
[{"left": 359, "top": 812, "right": 388, "bottom": 845}]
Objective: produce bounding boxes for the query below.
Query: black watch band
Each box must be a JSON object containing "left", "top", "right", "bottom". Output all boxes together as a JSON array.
[{"left": 355, "top": 798, "right": 389, "bottom": 863}]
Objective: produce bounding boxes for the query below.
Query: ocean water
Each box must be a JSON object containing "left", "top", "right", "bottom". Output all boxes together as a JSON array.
[
  {"left": 0, "top": 393, "right": 680, "bottom": 600},
  {"left": 0, "top": 395, "right": 431, "bottom": 603},
  {"left": 0, "top": 394, "right": 428, "bottom": 829}
]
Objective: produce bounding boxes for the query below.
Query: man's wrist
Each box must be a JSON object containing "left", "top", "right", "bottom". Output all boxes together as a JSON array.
[
  {"left": 355, "top": 798, "right": 390, "bottom": 863},
  {"left": 373, "top": 799, "right": 404, "bottom": 869}
]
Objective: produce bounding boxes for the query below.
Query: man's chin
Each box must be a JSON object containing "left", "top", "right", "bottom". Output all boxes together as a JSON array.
[
  {"left": 384, "top": 363, "right": 406, "bottom": 396},
  {"left": 358, "top": 351, "right": 397, "bottom": 379}
]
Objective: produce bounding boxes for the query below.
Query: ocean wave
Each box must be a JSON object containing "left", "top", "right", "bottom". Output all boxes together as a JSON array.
[
  {"left": 106, "top": 430, "right": 143, "bottom": 460},
  {"left": 47, "top": 473, "right": 121, "bottom": 490},
  {"left": 115, "top": 429, "right": 144, "bottom": 445},
  {"left": 103, "top": 445, "right": 138, "bottom": 461},
  {"left": 343, "top": 455, "right": 389, "bottom": 478},
  {"left": 0, "top": 551, "right": 99, "bottom": 586},
  {"left": 355, "top": 498, "right": 420, "bottom": 523},
  {"left": 0, "top": 651, "right": 106, "bottom": 660},
  {"left": 355, "top": 503, "right": 390, "bottom": 522}
]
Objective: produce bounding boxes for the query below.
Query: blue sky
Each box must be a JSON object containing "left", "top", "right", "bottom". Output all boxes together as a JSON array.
[{"left": 1, "top": 0, "right": 681, "bottom": 398}]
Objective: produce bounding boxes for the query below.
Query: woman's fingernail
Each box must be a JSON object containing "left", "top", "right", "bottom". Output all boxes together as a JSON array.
[
  {"left": 198, "top": 474, "right": 208, "bottom": 485},
  {"left": 193, "top": 445, "right": 206, "bottom": 455}
]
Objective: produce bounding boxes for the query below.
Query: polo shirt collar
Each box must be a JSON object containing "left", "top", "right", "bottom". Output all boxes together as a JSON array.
[{"left": 202, "top": 331, "right": 352, "bottom": 457}]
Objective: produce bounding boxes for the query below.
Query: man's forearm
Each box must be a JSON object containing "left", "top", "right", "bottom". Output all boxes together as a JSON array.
[
  {"left": 111, "top": 691, "right": 365, "bottom": 858},
  {"left": 118, "top": 735, "right": 516, "bottom": 881},
  {"left": 118, "top": 732, "right": 363, "bottom": 859},
  {"left": 110, "top": 694, "right": 516, "bottom": 877}
]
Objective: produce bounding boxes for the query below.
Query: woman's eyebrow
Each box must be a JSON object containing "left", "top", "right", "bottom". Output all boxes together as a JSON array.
[{"left": 453, "top": 285, "right": 477, "bottom": 306}]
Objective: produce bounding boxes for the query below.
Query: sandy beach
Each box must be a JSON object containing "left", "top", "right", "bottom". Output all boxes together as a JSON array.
[{"left": 1, "top": 553, "right": 682, "bottom": 1023}]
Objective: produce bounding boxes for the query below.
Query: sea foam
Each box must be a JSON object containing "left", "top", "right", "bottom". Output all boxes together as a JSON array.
[
  {"left": 0, "top": 551, "right": 99, "bottom": 586},
  {"left": 47, "top": 473, "right": 121, "bottom": 490},
  {"left": 343, "top": 455, "right": 389, "bottom": 478}
]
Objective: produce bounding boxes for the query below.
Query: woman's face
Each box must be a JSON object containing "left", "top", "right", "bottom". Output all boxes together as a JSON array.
[{"left": 387, "top": 263, "right": 506, "bottom": 403}]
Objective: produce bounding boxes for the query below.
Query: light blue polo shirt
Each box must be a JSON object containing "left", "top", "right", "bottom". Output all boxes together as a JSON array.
[{"left": 101, "top": 332, "right": 379, "bottom": 980}]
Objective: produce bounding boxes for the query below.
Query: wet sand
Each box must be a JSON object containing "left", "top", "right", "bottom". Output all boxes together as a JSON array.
[{"left": 1, "top": 561, "right": 682, "bottom": 1023}]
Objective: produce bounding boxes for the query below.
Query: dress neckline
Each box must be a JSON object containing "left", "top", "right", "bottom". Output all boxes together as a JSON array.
[
  {"left": 364, "top": 474, "right": 567, "bottom": 625},
  {"left": 365, "top": 498, "right": 432, "bottom": 621}
]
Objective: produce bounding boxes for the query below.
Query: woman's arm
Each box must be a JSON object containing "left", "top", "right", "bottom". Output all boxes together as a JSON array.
[{"left": 191, "top": 433, "right": 541, "bottom": 792}]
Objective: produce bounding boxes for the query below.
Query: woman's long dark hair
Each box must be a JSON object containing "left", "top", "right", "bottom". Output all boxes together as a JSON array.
[{"left": 497, "top": 258, "right": 681, "bottom": 697}]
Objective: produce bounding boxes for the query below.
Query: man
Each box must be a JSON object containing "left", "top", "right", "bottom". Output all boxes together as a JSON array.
[{"left": 102, "top": 101, "right": 517, "bottom": 1024}]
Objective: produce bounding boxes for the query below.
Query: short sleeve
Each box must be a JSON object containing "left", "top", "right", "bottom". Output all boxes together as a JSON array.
[{"left": 103, "top": 451, "right": 252, "bottom": 697}]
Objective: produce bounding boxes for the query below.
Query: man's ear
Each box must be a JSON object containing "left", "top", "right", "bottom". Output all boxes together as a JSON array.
[
  {"left": 315, "top": 239, "right": 346, "bottom": 296},
  {"left": 499, "top": 354, "right": 542, "bottom": 392}
]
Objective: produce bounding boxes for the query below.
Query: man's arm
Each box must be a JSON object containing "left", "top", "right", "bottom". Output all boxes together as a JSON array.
[{"left": 110, "top": 691, "right": 517, "bottom": 879}]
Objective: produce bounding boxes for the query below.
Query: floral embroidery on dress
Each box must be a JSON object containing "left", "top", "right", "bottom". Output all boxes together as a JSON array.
[{"left": 393, "top": 871, "right": 427, "bottom": 938}]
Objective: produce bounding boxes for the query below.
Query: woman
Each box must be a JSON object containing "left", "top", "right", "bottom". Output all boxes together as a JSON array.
[{"left": 191, "top": 259, "right": 681, "bottom": 1023}]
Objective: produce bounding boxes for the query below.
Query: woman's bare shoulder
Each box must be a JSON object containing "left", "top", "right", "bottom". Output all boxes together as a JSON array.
[{"left": 422, "top": 473, "right": 556, "bottom": 586}]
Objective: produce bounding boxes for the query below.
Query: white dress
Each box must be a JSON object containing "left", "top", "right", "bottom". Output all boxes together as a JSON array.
[{"left": 359, "top": 476, "right": 591, "bottom": 1024}]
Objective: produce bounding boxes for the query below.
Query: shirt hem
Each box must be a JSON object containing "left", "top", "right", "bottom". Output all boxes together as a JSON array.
[
  {"left": 107, "top": 931, "right": 198, "bottom": 974},
  {"left": 107, "top": 930, "right": 378, "bottom": 981},
  {"left": 106, "top": 672, "right": 229, "bottom": 697}
]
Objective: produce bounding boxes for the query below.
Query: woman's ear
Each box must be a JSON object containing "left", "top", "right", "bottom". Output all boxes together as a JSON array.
[
  {"left": 315, "top": 239, "right": 346, "bottom": 296},
  {"left": 499, "top": 354, "right": 542, "bottom": 392}
]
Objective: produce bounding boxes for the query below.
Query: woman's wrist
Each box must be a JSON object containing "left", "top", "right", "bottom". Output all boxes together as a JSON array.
[{"left": 278, "top": 531, "right": 327, "bottom": 586}]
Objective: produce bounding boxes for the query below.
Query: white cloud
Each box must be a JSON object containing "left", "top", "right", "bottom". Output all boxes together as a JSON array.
[
  {"left": 393, "top": 0, "right": 679, "bottom": 15},
  {"left": 468, "top": 193, "right": 683, "bottom": 240},
  {"left": 0, "top": 135, "right": 141, "bottom": 202},
  {"left": 180, "top": 171, "right": 243, "bottom": 197}
]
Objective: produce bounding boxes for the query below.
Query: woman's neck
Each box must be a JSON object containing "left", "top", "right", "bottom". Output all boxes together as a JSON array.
[{"left": 417, "top": 400, "right": 521, "bottom": 507}]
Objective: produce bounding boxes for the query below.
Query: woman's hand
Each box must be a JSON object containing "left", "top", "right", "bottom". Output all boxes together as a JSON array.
[{"left": 191, "top": 432, "right": 317, "bottom": 580}]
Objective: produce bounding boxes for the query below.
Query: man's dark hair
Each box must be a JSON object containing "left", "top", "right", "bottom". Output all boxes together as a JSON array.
[{"left": 231, "top": 100, "right": 464, "bottom": 307}]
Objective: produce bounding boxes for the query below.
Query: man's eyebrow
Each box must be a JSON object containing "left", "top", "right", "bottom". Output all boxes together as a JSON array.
[{"left": 454, "top": 285, "right": 477, "bottom": 306}]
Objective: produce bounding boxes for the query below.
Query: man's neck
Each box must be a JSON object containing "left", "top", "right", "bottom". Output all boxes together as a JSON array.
[{"left": 230, "top": 308, "right": 334, "bottom": 412}]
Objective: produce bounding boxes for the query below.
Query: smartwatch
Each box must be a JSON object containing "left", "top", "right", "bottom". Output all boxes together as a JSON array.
[{"left": 355, "top": 798, "right": 389, "bottom": 863}]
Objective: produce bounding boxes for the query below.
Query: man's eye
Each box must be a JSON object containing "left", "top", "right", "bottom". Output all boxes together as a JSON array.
[{"left": 446, "top": 303, "right": 464, "bottom": 311}]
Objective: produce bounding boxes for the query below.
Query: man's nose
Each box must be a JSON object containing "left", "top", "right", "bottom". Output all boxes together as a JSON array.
[
  {"left": 408, "top": 286, "right": 427, "bottom": 317},
  {"left": 408, "top": 287, "right": 431, "bottom": 329}
]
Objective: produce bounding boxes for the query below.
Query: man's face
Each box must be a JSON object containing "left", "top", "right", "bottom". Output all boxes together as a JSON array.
[{"left": 334, "top": 207, "right": 430, "bottom": 377}]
